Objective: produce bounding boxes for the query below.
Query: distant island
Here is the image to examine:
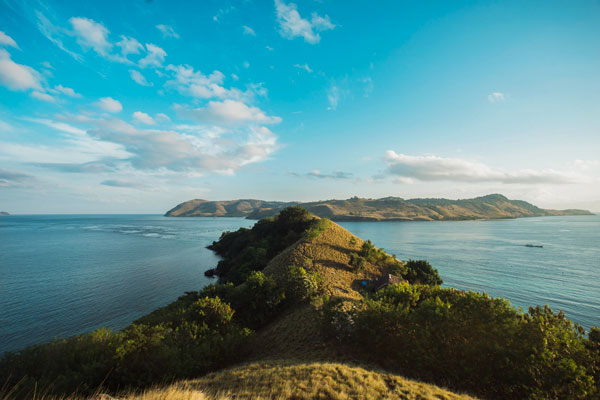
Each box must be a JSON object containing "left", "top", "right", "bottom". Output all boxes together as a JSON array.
[
  {"left": 0, "top": 211, "right": 9, "bottom": 216},
  {"left": 165, "top": 194, "right": 592, "bottom": 221}
]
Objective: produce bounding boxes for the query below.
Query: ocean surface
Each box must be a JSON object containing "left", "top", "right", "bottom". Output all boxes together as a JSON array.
[
  {"left": 1, "top": 214, "right": 598, "bottom": 354},
  {"left": 0, "top": 215, "right": 253, "bottom": 354},
  {"left": 339, "top": 215, "right": 600, "bottom": 331}
]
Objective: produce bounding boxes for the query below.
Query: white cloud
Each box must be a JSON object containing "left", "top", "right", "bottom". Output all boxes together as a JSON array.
[
  {"left": 69, "top": 17, "right": 113, "bottom": 56},
  {"left": 274, "top": 0, "right": 336, "bottom": 44},
  {"left": 242, "top": 25, "right": 256, "bottom": 36},
  {"left": 53, "top": 84, "right": 82, "bottom": 98},
  {"left": 133, "top": 111, "right": 155, "bottom": 125},
  {"left": 84, "top": 117, "right": 279, "bottom": 173},
  {"left": 186, "top": 100, "right": 281, "bottom": 124},
  {"left": 36, "top": 11, "right": 82, "bottom": 61},
  {"left": 0, "top": 30, "right": 19, "bottom": 49},
  {"left": 384, "top": 151, "right": 579, "bottom": 184},
  {"left": 327, "top": 85, "right": 340, "bottom": 110},
  {"left": 139, "top": 44, "right": 166, "bottom": 68},
  {"left": 95, "top": 97, "right": 123, "bottom": 113},
  {"left": 0, "top": 49, "right": 42, "bottom": 91},
  {"left": 27, "top": 118, "right": 87, "bottom": 135},
  {"left": 293, "top": 63, "right": 313, "bottom": 73},
  {"left": 488, "top": 92, "right": 505, "bottom": 102},
  {"left": 294, "top": 170, "right": 353, "bottom": 180},
  {"left": 156, "top": 113, "right": 170, "bottom": 122},
  {"left": 0, "top": 169, "right": 33, "bottom": 187},
  {"left": 0, "top": 119, "right": 13, "bottom": 132},
  {"left": 31, "top": 91, "right": 55, "bottom": 102},
  {"left": 116, "top": 36, "right": 143, "bottom": 56},
  {"left": 165, "top": 64, "right": 236, "bottom": 99},
  {"left": 129, "top": 69, "right": 153, "bottom": 86},
  {"left": 156, "top": 24, "right": 180, "bottom": 39},
  {"left": 101, "top": 179, "right": 146, "bottom": 188}
]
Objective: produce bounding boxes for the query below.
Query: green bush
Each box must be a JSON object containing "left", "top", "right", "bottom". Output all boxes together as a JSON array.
[
  {"left": 207, "top": 206, "right": 317, "bottom": 284},
  {"left": 281, "top": 265, "right": 320, "bottom": 303},
  {"left": 0, "top": 297, "right": 251, "bottom": 398},
  {"left": 323, "top": 283, "right": 599, "bottom": 399},
  {"left": 305, "top": 218, "right": 332, "bottom": 240},
  {"left": 403, "top": 259, "right": 443, "bottom": 286},
  {"left": 230, "top": 271, "right": 285, "bottom": 328},
  {"left": 349, "top": 252, "right": 367, "bottom": 271}
]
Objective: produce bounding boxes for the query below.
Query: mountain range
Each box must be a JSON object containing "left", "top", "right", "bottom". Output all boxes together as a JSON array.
[{"left": 165, "top": 194, "right": 592, "bottom": 221}]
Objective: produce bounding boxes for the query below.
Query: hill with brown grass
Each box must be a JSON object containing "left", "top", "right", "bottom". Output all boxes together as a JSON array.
[{"left": 165, "top": 194, "right": 592, "bottom": 220}]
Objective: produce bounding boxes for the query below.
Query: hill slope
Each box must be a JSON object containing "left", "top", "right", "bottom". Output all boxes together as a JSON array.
[
  {"left": 165, "top": 194, "right": 592, "bottom": 221},
  {"left": 125, "top": 362, "right": 476, "bottom": 400}
]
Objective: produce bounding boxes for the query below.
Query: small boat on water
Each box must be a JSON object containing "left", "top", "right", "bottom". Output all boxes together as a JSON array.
[{"left": 525, "top": 244, "right": 543, "bottom": 248}]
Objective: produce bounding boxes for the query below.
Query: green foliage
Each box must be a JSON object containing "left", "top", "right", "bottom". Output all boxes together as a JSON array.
[
  {"left": 280, "top": 265, "right": 320, "bottom": 303},
  {"left": 403, "top": 259, "right": 443, "bottom": 286},
  {"left": 349, "top": 252, "right": 367, "bottom": 271},
  {"left": 0, "top": 297, "right": 251, "bottom": 398},
  {"left": 354, "top": 239, "right": 441, "bottom": 286},
  {"left": 305, "top": 218, "right": 332, "bottom": 240},
  {"left": 323, "top": 283, "right": 599, "bottom": 399},
  {"left": 207, "top": 206, "right": 317, "bottom": 284},
  {"left": 230, "top": 271, "right": 286, "bottom": 329}
]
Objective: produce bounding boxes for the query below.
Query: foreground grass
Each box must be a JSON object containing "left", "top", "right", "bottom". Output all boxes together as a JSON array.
[
  {"left": 1, "top": 362, "right": 477, "bottom": 400},
  {"left": 187, "top": 361, "right": 477, "bottom": 400}
]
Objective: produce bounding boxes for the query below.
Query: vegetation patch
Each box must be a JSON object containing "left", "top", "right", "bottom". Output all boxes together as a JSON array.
[{"left": 323, "top": 282, "right": 600, "bottom": 399}]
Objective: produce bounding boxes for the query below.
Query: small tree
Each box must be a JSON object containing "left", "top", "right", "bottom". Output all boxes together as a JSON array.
[{"left": 404, "top": 259, "right": 443, "bottom": 286}]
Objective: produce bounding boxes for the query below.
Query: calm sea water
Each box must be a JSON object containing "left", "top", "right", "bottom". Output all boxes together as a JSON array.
[
  {"left": 0, "top": 214, "right": 598, "bottom": 354},
  {"left": 0, "top": 215, "right": 253, "bottom": 354},
  {"left": 339, "top": 215, "right": 600, "bottom": 331}
]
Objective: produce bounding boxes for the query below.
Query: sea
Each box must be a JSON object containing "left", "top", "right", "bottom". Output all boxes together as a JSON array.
[{"left": 0, "top": 214, "right": 598, "bottom": 354}]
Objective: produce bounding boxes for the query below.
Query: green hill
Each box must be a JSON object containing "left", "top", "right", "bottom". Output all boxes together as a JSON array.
[
  {"left": 165, "top": 194, "right": 592, "bottom": 221},
  {"left": 1, "top": 207, "right": 598, "bottom": 400}
]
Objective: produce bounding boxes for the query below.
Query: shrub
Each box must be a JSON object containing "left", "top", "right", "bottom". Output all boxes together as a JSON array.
[
  {"left": 323, "top": 283, "right": 599, "bottom": 399},
  {"left": 230, "top": 271, "right": 285, "bottom": 328},
  {"left": 305, "top": 218, "right": 332, "bottom": 240},
  {"left": 281, "top": 265, "right": 320, "bottom": 303},
  {"left": 207, "top": 206, "right": 317, "bottom": 284},
  {"left": 349, "top": 252, "right": 367, "bottom": 271},
  {"left": 403, "top": 259, "right": 443, "bottom": 286},
  {"left": 0, "top": 297, "right": 251, "bottom": 398}
]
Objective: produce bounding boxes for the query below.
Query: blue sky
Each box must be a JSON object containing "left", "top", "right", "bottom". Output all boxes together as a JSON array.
[{"left": 0, "top": 0, "right": 599, "bottom": 213}]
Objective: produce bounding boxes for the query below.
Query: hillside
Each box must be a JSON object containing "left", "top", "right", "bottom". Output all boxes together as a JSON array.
[
  {"left": 165, "top": 194, "right": 592, "bottom": 221},
  {"left": 1, "top": 207, "right": 598, "bottom": 400}
]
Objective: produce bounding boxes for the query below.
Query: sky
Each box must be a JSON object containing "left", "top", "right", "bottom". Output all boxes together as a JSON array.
[{"left": 0, "top": 0, "right": 599, "bottom": 213}]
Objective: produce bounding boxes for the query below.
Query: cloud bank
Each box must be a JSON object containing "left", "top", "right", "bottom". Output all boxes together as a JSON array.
[{"left": 385, "top": 151, "right": 579, "bottom": 184}]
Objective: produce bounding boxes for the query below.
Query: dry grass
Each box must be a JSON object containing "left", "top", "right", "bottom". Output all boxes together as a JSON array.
[
  {"left": 245, "top": 222, "right": 381, "bottom": 363},
  {"left": 2, "top": 362, "right": 478, "bottom": 400},
  {"left": 184, "top": 361, "right": 477, "bottom": 400}
]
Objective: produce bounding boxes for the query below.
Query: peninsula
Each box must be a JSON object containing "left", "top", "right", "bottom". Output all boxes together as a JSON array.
[
  {"left": 165, "top": 194, "right": 592, "bottom": 221},
  {"left": 2, "top": 207, "right": 598, "bottom": 400}
]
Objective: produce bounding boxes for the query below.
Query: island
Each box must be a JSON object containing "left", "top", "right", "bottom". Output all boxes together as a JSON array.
[
  {"left": 0, "top": 211, "right": 9, "bottom": 216},
  {"left": 2, "top": 207, "right": 597, "bottom": 400},
  {"left": 165, "top": 193, "right": 592, "bottom": 221}
]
